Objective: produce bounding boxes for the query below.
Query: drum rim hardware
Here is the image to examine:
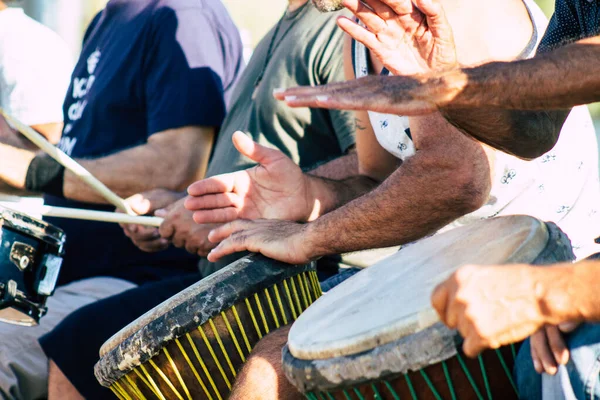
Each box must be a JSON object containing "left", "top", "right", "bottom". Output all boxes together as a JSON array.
[{"left": 0, "top": 208, "right": 66, "bottom": 251}]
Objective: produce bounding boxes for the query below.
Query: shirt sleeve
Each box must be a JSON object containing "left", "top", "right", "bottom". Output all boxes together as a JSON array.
[
  {"left": 143, "top": 7, "right": 228, "bottom": 135},
  {"left": 314, "top": 19, "right": 356, "bottom": 154},
  {"left": 538, "top": 0, "right": 583, "bottom": 53}
]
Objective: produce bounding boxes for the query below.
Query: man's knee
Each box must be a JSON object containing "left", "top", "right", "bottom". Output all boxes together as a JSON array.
[{"left": 230, "top": 325, "right": 302, "bottom": 400}]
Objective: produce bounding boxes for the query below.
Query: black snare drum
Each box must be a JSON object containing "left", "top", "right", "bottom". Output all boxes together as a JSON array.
[{"left": 0, "top": 208, "right": 65, "bottom": 326}]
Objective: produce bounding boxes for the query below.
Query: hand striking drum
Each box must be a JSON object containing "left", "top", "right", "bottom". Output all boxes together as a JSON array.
[{"left": 282, "top": 216, "right": 574, "bottom": 400}]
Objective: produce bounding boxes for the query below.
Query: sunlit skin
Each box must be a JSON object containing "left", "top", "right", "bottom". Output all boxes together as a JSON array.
[{"left": 431, "top": 262, "right": 593, "bottom": 373}]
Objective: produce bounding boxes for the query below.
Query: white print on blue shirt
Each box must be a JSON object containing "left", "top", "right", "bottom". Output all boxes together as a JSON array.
[{"left": 59, "top": 49, "right": 101, "bottom": 156}]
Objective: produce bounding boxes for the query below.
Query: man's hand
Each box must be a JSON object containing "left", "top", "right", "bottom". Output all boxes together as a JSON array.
[
  {"left": 273, "top": 72, "right": 467, "bottom": 116},
  {"left": 431, "top": 264, "right": 551, "bottom": 358},
  {"left": 207, "top": 219, "right": 316, "bottom": 265},
  {"left": 121, "top": 189, "right": 186, "bottom": 253},
  {"left": 530, "top": 322, "right": 579, "bottom": 375},
  {"left": 339, "top": 0, "right": 457, "bottom": 75},
  {"left": 157, "top": 197, "right": 218, "bottom": 256},
  {"left": 185, "top": 131, "right": 317, "bottom": 224}
]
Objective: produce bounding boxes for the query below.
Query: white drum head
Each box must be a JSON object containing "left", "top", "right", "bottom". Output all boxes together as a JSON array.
[{"left": 288, "top": 216, "right": 550, "bottom": 360}]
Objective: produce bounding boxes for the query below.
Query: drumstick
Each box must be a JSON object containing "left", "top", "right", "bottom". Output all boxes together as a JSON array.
[
  {"left": 0, "top": 109, "right": 136, "bottom": 215},
  {"left": 0, "top": 202, "right": 163, "bottom": 227}
]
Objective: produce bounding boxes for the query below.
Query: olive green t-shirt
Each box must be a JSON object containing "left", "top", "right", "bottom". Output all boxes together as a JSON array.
[{"left": 199, "top": 3, "right": 355, "bottom": 275}]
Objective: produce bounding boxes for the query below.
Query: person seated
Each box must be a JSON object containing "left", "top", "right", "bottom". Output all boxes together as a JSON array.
[
  {"left": 42, "top": 1, "right": 359, "bottom": 398},
  {"left": 0, "top": 0, "right": 244, "bottom": 398},
  {"left": 182, "top": 0, "right": 600, "bottom": 398},
  {"left": 0, "top": 0, "right": 73, "bottom": 198},
  {"left": 278, "top": 0, "right": 600, "bottom": 397}
]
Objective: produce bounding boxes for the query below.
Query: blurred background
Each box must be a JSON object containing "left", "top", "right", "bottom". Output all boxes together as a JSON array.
[{"left": 8, "top": 0, "right": 598, "bottom": 122}]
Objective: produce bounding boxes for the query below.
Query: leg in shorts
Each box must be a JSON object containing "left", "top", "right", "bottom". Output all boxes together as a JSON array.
[
  {"left": 0, "top": 277, "right": 136, "bottom": 400},
  {"left": 40, "top": 273, "right": 202, "bottom": 400}
]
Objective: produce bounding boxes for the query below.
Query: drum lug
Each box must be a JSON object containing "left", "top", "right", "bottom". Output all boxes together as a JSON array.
[{"left": 9, "top": 242, "right": 36, "bottom": 271}]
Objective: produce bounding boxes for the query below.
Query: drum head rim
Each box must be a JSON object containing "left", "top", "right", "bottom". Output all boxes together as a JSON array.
[
  {"left": 0, "top": 207, "right": 66, "bottom": 249},
  {"left": 287, "top": 216, "right": 552, "bottom": 361}
]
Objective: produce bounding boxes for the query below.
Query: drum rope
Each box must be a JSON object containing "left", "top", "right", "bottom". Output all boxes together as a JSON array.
[
  {"left": 231, "top": 305, "right": 253, "bottom": 352},
  {"left": 244, "top": 298, "right": 263, "bottom": 339},
  {"left": 456, "top": 353, "right": 485, "bottom": 400},
  {"left": 148, "top": 358, "right": 185, "bottom": 400},
  {"left": 253, "top": 293, "right": 271, "bottom": 335},
  {"left": 112, "top": 381, "right": 130, "bottom": 400},
  {"left": 175, "top": 337, "right": 214, "bottom": 400},
  {"left": 164, "top": 347, "right": 193, "bottom": 400},
  {"left": 198, "top": 326, "right": 232, "bottom": 389},
  {"left": 477, "top": 356, "right": 493, "bottom": 400},
  {"left": 342, "top": 389, "right": 352, "bottom": 400},
  {"left": 221, "top": 311, "right": 247, "bottom": 362},
  {"left": 186, "top": 332, "right": 222, "bottom": 400},
  {"left": 370, "top": 383, "right": 383, "bottom": 399},
  {"left": 296, "top": 275, "right": 310, "bottom": 309},
  {"left": 303, "top": 274, "right": 314, "bottom": 304},
  {"left": 139, "top": 363, "right": 167, "bottom": 400},
  {"left": 283, "top": 281, "right": 298, "bottom": 320},
  {"left": 273, "top": 285, "right": 290, "bottom": 325},
  {"left": 419, "top": 369, "right": 444, "bottom": 400},
  {"left": 208, "top": 319, "right": 238, "bottom": 378},
  {"left": 133, "top": 366, "right": 162, "bottom": 398},
  {"left": 494, "top": 349, "right": 518, "bottom": 394},
  {"left": 404, "top": 373, "right": 418, "bottom": 400},
  {"left": 383, "top": 381, "right": 401, "bottom": 400},
  {"left": 442, "top": 361, "right": 458, "bottom": 400},
  {"left": 290, "top": 278, "right": 304, "bottom": 314},
  {"left": 125, "top": 374, "right": 149, "bottom": 400},
  {"left": 263, "top": 288, "right": 282, "bottom": 328}
]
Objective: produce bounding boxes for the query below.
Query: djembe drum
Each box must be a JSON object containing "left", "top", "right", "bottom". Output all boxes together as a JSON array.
[
  {"left": 95, "top": 254, "right": 321, "bottom": 400},
  {"left": 283, "top": 216, "right": 575, "bottom": 400}
]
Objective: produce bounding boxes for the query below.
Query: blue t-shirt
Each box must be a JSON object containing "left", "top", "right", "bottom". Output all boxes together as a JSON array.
[
  {"left": 45, "top": 0, "right": 242, "bottom": 285},
  {"left": 538, "top": 0, "right": 600, "bottom": 52}
]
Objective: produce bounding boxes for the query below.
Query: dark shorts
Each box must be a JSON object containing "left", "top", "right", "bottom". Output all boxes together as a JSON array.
[
  {"left": 39, "top": 273, "right": 202, "bottom": 400},
  {"left": 320, "top": 267, "right": 362, "bottom": 292}
]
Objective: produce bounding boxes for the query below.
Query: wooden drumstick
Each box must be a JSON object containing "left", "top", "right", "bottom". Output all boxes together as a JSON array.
[
  {"left": 0, "top": 202, "right": 163, "bottom": 227},
  {"left": 0, "top": 109, "right": 136, "bottom": 215}
]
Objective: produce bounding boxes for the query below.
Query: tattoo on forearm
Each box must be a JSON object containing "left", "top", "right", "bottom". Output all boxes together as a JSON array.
[{"left": 355, "top": 118, "right": 367, "bottom": 131}]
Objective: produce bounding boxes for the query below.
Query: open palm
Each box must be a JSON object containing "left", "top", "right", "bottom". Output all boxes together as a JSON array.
[
  {"left": 339, "top": 0, "right": 457, "bottom": 75},
  {"left": 185, "top": 131, "right": 314, "bottom": 224}
]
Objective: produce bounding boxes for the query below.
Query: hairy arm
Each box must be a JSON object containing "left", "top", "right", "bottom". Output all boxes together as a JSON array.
[
  {"left": 304, "top": 113, "right": 491, "bottom": 256},
  {"left": 0, "top": 126, "right": 215, "bottom": 204},
  {"left": 64, "top": 126, "right": 215, "bottom": 203}
]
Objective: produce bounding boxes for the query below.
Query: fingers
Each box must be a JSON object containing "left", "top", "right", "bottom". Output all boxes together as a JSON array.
[
  {"left": 193, "top": 208, "right": 239, "bottom": 225},
  {"left": 531, "top": 328, "right": 558, "bottom": 375},
  {"left": 462, "top": 335, "right": 485, "bottom": 358},
  {"left": 231, "top": 131, "right": 284, "bottom": 166},
  {"left": 341, "top": 0, "right": 387, "bottom": 31},
  {"left": 187, "top": 174, "right": 236, "bottom": 198},
  {"left": 336, "top": 17, "right": 380, "bottom": 51},
  {"left": 185, "top": 192, "right": 242, "bottom": 212},
  {"left": 414, "top": 0, "right": 454, "bottom": 44},
  {"left": 431, "top": 282, "right": 450, "bottom": 325},
  {"left": 126, "top": 194, "right": 152, "bottom": 215},
  {"left": 546, "top": 325, "right": 570, "bottom": 366}
]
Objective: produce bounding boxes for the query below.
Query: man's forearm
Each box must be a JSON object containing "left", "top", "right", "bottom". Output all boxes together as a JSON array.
[
  {"left": 63, "top": 127, "right": 214, "bottom": 204},
  {"left": 431, "top": 37, "right": 600, "bottom": 158},
  {"left": 303, "top": 150, "right": 489, "bottom": 257},
  {"left": 539, "top": 261, "right": 600, "bottom": 325}
]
